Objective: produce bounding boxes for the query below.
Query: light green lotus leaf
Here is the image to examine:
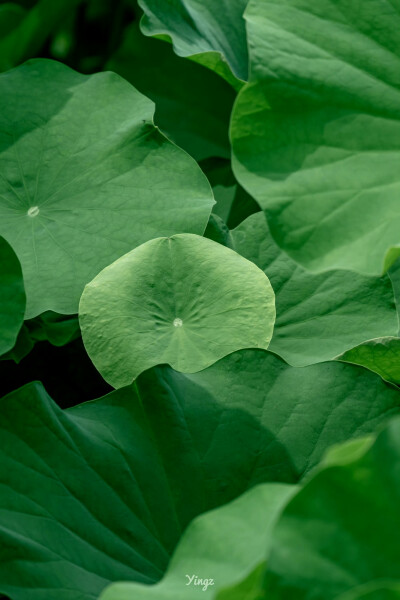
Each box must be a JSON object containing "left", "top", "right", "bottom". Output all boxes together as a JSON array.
[
  {"left": 107, "top": 23, "right": 236, "bottom": 161},
  {"left": 1, "top": 350, "right": 399, "bottom": 599},
  {"left": 231, "top": 0, "right": 400, "bottom": 275},
  {"left": 138, "top": 0, "right": 248, "bottom": 81},
  {"left": 0, "top": 236, "right": 25, "bottom": 356},
  {"left": 100, "top": 483, "right": 295, "bottom": 600},
  {"left": 263, "top": 417, "right": 400, "bottom": 600},
  {"left": 0, "top": 59, "right": 214, "bottom": 318},
  {"left": 336, "top": 582, "right": 400, "bottom": 600},
  {"left": 231, "top": 213, "right": 398, "bottom": 366},
  {"left": 338, "top": 337, "right": 400, "bottom": 384},
  {"left": 80, "top": 234, "right": 275, "bottom": 387}
]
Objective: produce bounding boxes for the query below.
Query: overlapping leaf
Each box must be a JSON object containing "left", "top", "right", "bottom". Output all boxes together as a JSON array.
[
  {"left": 338, "top": 337, "right": 400, "bottom": 384},
  {"left": 232, "top": 0, "right": 400, "bottom": 275},
  {"left": 0, "top": 59, "right": 214, "bottom": 317},
  {"left": 0, "top": 236, "right": 25, "bottom": 356},
  {"left": 107, "top": 23, "right": 236, "bottom": 161},
  {"left": 262, "top": 418, "right": 400, "bottom": 599},
  {"left": 102, "top": 416, "right": 400, "bottom": 600},
  {"left": 138, "top": 0, "right": 249, "bottom": 81},
  {"left": 202, "top": 158, "right": 260, "bottom": 228},
  {"left": 1, "top": 351, "right": 399, "bottom": 599},
  {"left": 100, "top": 484, "right": 295, "bottom": 600},
  {"left": 231, "top": 213, "right": 398, "bottom": 366}
]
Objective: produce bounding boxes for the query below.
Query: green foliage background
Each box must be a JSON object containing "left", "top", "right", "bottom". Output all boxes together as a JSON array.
[{"left": 1, "top": 1, "right": 400, "bottom": 599}]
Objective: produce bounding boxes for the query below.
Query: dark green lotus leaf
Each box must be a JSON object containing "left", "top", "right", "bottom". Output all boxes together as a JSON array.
[
  {"left": 107, "top": 22, "right": 236, "bottom": 161},
  {"left": 0, "top": 3, "right": 25, "bottom": 40},
  {"left": 0, "top": 325, "right": 33, "bottom": 364},
  {"left": 0, "top": 59, "right": 214, "bottom": 318},
  {"left": 100, "top": 484, "right": 295, "bottom": 600},
  {"left": 201, "top": 158, "right": 260, "bottom": 228},
  {"left": 80, "top": 234, "right": 275, "bottom": 387},
  {"left": 336, "top": 582, "right": 400, "bottom": 600},
  {"left": 338, "top": 337, "right": 400, "bottom": 384},
  {"left": 204, "top": 214, "right": 234, "bottom": 249},
  {"left": 0, "top": 236, "right": 25, "bottom": 356},
  {"left": 0, "top": 379, "right": 283, "bottom": 600},
  {"left": 231, "top": 0, "right": 400, "bottom": 275},
  {"left": 27, "top": 312, "right": 80, "bottom": 347},
  {"left": 0, "top": 0, "right": 82, "bottom": 72},
  {"left": 231, "top": 213, "right": 398, "bottom": 366},
  {"left": 2, "top": 349, "right": 399, "bottom": 599},
  {"left": 389, "top": 258, "right": 400, "bottom": 334},
  {"left": 138, "top": 0, "right": 249, "bottom": 81},
  {"left": 263, "top": 417, "right": 400, "bottom": 600}
]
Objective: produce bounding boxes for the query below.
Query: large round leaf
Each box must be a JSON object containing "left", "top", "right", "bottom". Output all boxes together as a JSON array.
[
  {"left": 80, "top": 233, "right": 275, "bottom": 387},
  {"left": 0, "top": 59, "right": 214, "bottom": 317},
  {"left": 138, "top": 0, "right": 249, "bottom": 81},
  {"left": 0, "top": 236, "right": 25, "bottom": 356},
  {"left": 231, "top": 0, "right": 400, "bottom": 275},
  {"left": 1, "top": 351, "right": 399, "bottom": 599},
  {"left": 231, "top": 213, "right": 398, "bottom": 366}
]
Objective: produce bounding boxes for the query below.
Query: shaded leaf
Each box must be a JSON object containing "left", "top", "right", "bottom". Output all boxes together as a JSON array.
[
  {"left": 201, "top": 158, "right": 260, "bottom": 228},
  {"left": 138, "top": 0, "right": 248, "bottom": 81},
  {"left": 1, "top": 350, "right": 399, "bottom": 599},
  {"left": 0, "top": 0, "right": 82, "bottom": 71},
  {"left": 101, "top": 484, "right": 295, "bottom": 599},
  {"left": 336, "top": 582, "right": 400, "bottom": 600},
  {"left": 0, "top": 3, "right": 25, "bottom": 40},
  {"left": 107, "top": 22, "right": 236, "bottom": 161},
  {"left": 231, "top": 213, "right": 398, "bottom": 366},
  {"left": 263, "top": 417, "right": 400, "bottom": 599},
  {"left": 0, "top": 236, "right": 25, "bottom": 356}
]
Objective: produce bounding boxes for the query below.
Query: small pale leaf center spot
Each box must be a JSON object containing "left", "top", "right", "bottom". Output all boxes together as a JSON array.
[
  {"left": 173, "top": 318, "right": 183, "bottom": 328},
  {"left": 27, "top": 206, "right": 40, "bottom": 217}
]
